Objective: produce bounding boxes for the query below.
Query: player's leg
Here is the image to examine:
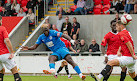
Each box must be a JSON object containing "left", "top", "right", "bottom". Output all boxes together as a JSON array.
[
  {"left": 0, "top": 63, "right": 5, "bottom": 81},
  {"left": 43, "top": 55, "right": 58, "bottom": 74},
  {"left": 64, "top": 55, "right": 85, "bottom": 80},
  {"left": 127, "top": 64, "right": 137, "bottom": 81},
  {"left": 64, "top": 61, "right": 72, "bottom": 78},
  {"left": 96, "top": 59, "right": 120, "bottom": 80},
  {"left": 120, "top": 67, "right": 127, "bottom": 81},
  {"left": 11, "top": 66, "right": 22, "bottom": 81},
  {"left": 3, "top": 54, "right": 22, "bottom": 81},
  {"left": 103, "top": 67, "right": 113, "bottom": 81},
  {"left": 55, "top": 61, "right": 65, "bottom": 77}
]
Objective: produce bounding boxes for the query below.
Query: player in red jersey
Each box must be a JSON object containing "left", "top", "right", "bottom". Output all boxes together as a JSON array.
[
  {"left": 0, "top": 16, "right": 22, "bottom": 81},
  {"left": 92, "top": 20, "right": 137, "bottom": 81},
  {"left": 100, "top": 20, "right": 127, "bottom": 81},
  {"left": 54, "top": 30, "right": 76, "bottom": 79}
]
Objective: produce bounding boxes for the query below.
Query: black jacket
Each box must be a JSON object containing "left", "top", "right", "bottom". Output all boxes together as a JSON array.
[
  {"left": 61, "top": 22, "right": 72, "bottom": 36},
  {"left": 89, "top": 43, "right": 100, "bottom": 52},
  {"left": 26, "top": 1, "right": 36, "bottom": 9}
]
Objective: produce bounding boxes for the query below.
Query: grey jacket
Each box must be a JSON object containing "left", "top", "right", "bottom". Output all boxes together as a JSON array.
[
  {"left": 77, "top": 43, "right": 88, "bottom": 52},
  {"left": 84, "top": 0, "right": 94, "bottom": 9}
]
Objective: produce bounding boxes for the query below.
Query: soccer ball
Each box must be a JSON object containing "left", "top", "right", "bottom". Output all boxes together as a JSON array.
[{"left": 121, "top": 14, "right": 132, "bottom": 25}]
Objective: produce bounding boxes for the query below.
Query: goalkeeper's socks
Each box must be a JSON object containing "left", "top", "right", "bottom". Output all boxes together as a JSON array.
[
  {"left": 57, "top": 66, "right": 63, "bottom": 73},
  {"left": 0, "top": 73, "right": 4, "bottom": 81}
]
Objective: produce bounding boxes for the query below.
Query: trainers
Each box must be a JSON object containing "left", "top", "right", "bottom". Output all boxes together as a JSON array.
[
  {"left": 90, "top": 73, "right": 100, "bottom": 81},
  {"left": 81, "top": 75, "right": 86, "bottom": 80},
  {"left": 68, "top": 76, "right": 72, "bottom": 79},
  {"left": 43, "top": 69, "right": 55, "bottom": 74},
  {"left": 54, "top": 75, "right": 58, "bottom": 78},
  {"left": 43, "top": 70, "right": 52, "bottom": 74}
]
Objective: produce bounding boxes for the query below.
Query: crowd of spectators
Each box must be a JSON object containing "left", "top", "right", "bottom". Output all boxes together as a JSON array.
[
  {"left": 56, "top": 0, "right": 137, "bottom": 15},
  {"left": 44, "top": 14, "right": 101, "bottom": 53}
]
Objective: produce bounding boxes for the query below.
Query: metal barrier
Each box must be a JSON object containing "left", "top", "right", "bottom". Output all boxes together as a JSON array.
[
  {"left": 17, "top": 51, "right": 102, "bottom": 56},
  {"left": 14, "top": 16, "right": 50, "bottom": 56}
]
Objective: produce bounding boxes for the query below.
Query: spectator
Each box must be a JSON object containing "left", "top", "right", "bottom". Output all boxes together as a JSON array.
[
  {"left": 89, "top": 39, "right": 100, "bottom": 52},
  {"left": 113, "top": 12, "right": 120, "bottom": 22},
  {"left": 11, "top": 0, "right": 20, "bottom": 14},
  {"left": 4, "top": 0, "right": 11, "bottom": 15},
  {"left": 57, "top": 14, "right": 65, "bottom": 31},
  {"left": 80, "top": 0, "right": 94, "bottom": 15},
  {"left": 77, "top": 39, "right": 88, "bottom": 53},
  {"left": 26, "top": 0, "right": 36, "bottom": 10},
  {"left": 56, "top": 6, "right": 66, "bottom": 15},
  {"left": 17, "top": 7, "right": 26, "bottom": 17},
  {"left": 65, "top": 8, "right": 74, "bottom": 15},
  {"left": 0, "top": 0, "right": 2, "bottom": 7},
  {"left": 27, "top": 8, "right": 35, "bottom": 23},
  {"left": 74, "top": 0, "right": 85, "bottom": 14},
  {"left": 71, "top": 34, "right": 79, "bottom": 50},
  {"left": 71, "top": 17, "right": 80, "bottom": 39},
  {"left": 0, "top": 7, "right": 9, "bottom": 16},
  {"left": 74, "top": 0, "right": 78, "bottom": 5},
  {"left": 61, "top": 16, "right": 72, "bottom": 36},
  {"left": 52, "top": 24, "right": 59, "bottom": 31},
  {"left": 37, "top": 0, "right": 44, "bottom": 20},
  {"left": 134, "top": 1, "right": 137, "bottom": 14},
  {"left": 124, "top": 0, "right": 135, "bottom": 14},
  {"left": 105, "top": 0, "right": 125, "bottom": 14}
]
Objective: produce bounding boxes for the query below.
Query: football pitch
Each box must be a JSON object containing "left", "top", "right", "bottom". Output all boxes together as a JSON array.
[{"left": 4, "top": 75, "right": 133, "bottom": 81}]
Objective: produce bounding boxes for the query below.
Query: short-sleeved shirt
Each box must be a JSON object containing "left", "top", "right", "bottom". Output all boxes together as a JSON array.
[
  {"left": 60, "top": 37, "right": 71, "bottom": 48},
  {"left": 0, "top": 26, "right": 10, "bottom": 55},
  {"left": 101, "top": 32, "right": 120, "bottom": 55},
  {"left": 117, "top": 29, "right": 135, "bottom": 57},
  {"left": 36, "top": 30, "right": 66, "bottom": 52}
]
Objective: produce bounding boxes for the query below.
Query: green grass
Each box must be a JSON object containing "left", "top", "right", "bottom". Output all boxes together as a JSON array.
[{"left": 4, "top": 75, "right": 133, "bottom": 81}]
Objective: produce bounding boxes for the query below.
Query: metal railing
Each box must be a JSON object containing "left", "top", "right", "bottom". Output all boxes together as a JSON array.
[
  {"left": 14, "top": 16, "right": 50, "bottom": 56},
  {"left": 17, "top": 51, "right": 102, "bottom": 56}
]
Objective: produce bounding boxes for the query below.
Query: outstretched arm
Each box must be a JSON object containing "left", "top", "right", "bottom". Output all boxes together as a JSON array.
[
  {"left": 61, "top": 34, "right": 72, "bottom": 41},
  {"left": 21, "top": 44, "right": 39, "bottom": 50}
]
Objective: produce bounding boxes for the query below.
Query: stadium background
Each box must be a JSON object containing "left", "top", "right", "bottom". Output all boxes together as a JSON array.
[{"left": 1, "top": 0, "right": 137, "bottom": 81}]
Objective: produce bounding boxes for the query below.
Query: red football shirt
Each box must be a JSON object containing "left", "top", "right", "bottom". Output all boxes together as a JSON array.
[
  {"left": 0, "top": 26, "right": 10, "bottom": 55},
  {"left": 117, "top": 29, "right": 135, "bottom": 57},
  {"left": 60, "top": 37, "right": 71, "bottom": 48},
  {"left": 101, "top": 32, "right": 120, "bottom": 55}
]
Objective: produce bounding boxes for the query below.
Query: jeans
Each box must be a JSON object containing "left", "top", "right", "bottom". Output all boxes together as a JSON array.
[
  {"left": 124, "top": 4, "right": 134, "bottom": 14},
  {"left": 80, "top": 8, "right": 93, "bottom": 15},
  {"left": 74, "top": 7, "right": 83, "bottom": 12}
]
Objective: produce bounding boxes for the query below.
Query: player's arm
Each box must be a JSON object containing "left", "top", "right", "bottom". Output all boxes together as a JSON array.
[
  {"left": 125, "top": 41, "right": 137, "bottom": 59},
  {"left": 101, "top": 45, "right": 106, "bottom": 55},
  {"left": 22, "top": 35, "right": 42, "bottom": 51},
  {"left": 21, "top": 44, "right": 39, "bottom": 50},
  {"left": 117, "top": 46, "right": 122, "bottom": 57},
  {"left": 5, "top": 38, "right": 14, "bottom": 53},
  {"left": 3, "top": 27, "right": 14, "bottom": 59},
  {"left": 69, "top": 46, "right": 76, "bottom": 53},
  {"left": 62, "top": 34, "right": 75, "bottom": 45}
]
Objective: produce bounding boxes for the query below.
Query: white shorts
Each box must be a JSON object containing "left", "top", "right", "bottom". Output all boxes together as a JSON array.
[
  {"left": 108, "top": 55, "right": 118, "bottom": 61},
  {"left": 0, "top": 53, "right": 17, "bottom": 71},
  {"left": 116, "top": 56, "right": 136, "bottom": 73}
]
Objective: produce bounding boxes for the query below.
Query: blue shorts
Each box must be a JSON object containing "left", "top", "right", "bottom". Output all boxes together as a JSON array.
[{"left": 51, "top": 47, "right": 70, "bottom": 61}]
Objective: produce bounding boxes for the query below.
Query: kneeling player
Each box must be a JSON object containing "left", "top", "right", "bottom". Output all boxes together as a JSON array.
[
  {"left": 92, "top": 21, "right": 137, "bottom": 81},
  {"left": 54, "top": 31, "right": 76, "bottom": 79},
  {"left": 0, "top": 16, "right": 22, "bottom": 81}
]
